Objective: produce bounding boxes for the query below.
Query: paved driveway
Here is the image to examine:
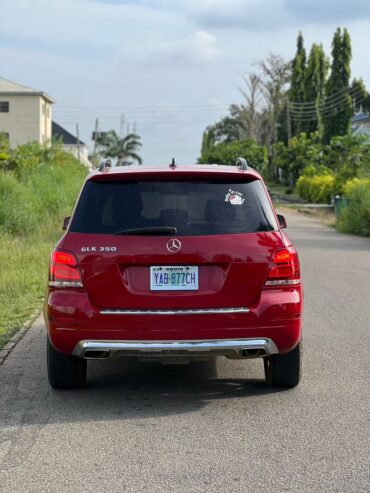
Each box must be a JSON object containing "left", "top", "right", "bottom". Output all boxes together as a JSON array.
[{"left": 0, "top": 211, "right": 369, "bottom": 492}]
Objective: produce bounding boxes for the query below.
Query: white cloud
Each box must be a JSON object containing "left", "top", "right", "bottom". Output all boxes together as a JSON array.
[
  {"left": 0, "top": 0, "right": 182, "bottom": 54},
  {"left": 187, "top": 31, "right": 221, "bottom": 63},
  {"left": 148, "top": 30, "right": 222, "bottom": 65}
]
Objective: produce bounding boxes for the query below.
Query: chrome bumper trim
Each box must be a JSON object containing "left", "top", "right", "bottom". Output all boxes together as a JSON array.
[
  {"left": 73, "top": 338, "right": 279, "bottom": 358},
  {"left": 100, "top": 307, "right": 249, "bottom": 315}
]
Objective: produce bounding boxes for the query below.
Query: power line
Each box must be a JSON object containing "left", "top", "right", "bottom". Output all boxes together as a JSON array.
[
  {"left": 288, "top": 71, "right": 370, "bottom": 109},
  {"left": 289, "top": 87, "right": 369, "bottom": 115}
]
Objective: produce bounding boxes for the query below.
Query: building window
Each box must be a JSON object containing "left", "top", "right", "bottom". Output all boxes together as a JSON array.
[
  {"left": 0, "top": 132, "right": 9, "bottom": 142},
  {"left": 0, "top": 102, "right": 9, "bottom": 112}
]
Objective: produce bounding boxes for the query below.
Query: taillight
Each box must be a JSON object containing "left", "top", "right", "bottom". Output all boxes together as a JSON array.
[
  {"left": 49, "top": 249, "right": 83, "bottom": 288},
  {"left": 265, "top": 247, "right": 300, "bottom": 286}
]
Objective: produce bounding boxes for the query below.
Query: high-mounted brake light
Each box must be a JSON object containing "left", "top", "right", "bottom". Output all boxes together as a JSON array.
[
  {"left": 265, "top": 247, "right": 300, "bottom": 286},
  {"left": 49, "top": 249, "right": 83, "bottom": 288}
]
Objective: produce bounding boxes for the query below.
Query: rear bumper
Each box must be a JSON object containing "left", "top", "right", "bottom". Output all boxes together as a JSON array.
[
  {"left": 45, "top": 287, "right": 302, "bottom": 355},
  {"left": 73, "top": 337, "right": 278, "bottom": 359}
]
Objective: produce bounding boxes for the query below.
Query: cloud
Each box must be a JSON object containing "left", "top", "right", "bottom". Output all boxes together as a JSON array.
[
  {"left": 286, "top": 0, "right": 370, "bottom": 23},
  {"left": 0, "top": 0, "right": 182, "bottom": 57},
  {"left": 190, "top": 0, "right": 289, "bottom": 31},
  {"left": 190, "top": 0, "right": 370, "bottom": 31},
  {"left": 148, "top": 30, "right": 222, "bottom": 66}
]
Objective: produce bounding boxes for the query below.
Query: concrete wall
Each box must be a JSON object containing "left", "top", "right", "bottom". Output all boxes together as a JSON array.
[
  {"left": 63, "top": 144, "right": 93, "bottom": 170},
  {"left": 0, "top": 94, "right": 52, "bottom": 147}
]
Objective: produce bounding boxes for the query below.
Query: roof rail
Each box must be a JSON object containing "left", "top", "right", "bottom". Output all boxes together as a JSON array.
[
  {"left": 236, "top": 157, "right": 248, "bottom": 171},
  {"left": 98, "top": 159, "right": 112, "bottom": 172}
]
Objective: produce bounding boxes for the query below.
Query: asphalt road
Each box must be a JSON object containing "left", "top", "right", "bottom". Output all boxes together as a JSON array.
[{"left": 0, "top": 211, "right": 369, "bottom": 493}]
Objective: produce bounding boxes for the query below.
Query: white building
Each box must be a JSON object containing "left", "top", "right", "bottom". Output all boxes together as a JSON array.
[{"left": 0, "top": 76, "right": 55, "bottom": 147}]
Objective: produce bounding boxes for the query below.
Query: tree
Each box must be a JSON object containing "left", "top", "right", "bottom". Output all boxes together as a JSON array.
[
  {"left": 199, "top": 138, "right": 268, "bottom": 173},
  {"left": 97, "top": 130, "right": 142, "bottom": 165},
  {"left": 290, "top": 32, "right": 307, "bottom": 136},
  {"left": 301, "top": 43, "right": 328, "bottom": 134},
  {"left": 237, "top": 73, "right": 263, "bottom": 140},
  {"left": 322, "top": 28, "right": 352, "bottom": 143},
  {"left": 350, "top": 78, "right": 370, "bottom": 114},
  {"left": 256, "top": 53, "right": 291, "bottom": 178}
]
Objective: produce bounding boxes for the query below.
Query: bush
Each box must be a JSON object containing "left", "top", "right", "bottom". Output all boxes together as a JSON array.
[
  {"left": 0, "top": 172, "right": 40, "bottom": 234},
  {"left": 296, "top": 173, "right": 336, "bottom": 203},
  {"left": 0, "top": 146, "right": 86, "bottom": 235},
  {"left": 199, "top": 139, "right": 268, "bottom": 174},
  {"left": 0, "top": 144, "right": 87, "bottom": 349},
  {"left": 337, "top": 178, "right": 370, "bottom": 236}
]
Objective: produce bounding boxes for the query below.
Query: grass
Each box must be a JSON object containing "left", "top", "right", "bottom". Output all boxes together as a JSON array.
[
  {"left": 266, "top": 182, "right": 300, "bottom": 199},
  {"left": 0, "top": 230, "right": 56, "bottom": 348},
  {"left": 0, "top": 145, "right": 87, "bottom": 349}
]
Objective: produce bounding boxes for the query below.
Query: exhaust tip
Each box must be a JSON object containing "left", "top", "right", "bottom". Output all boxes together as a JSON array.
[
  {"left": 241, "top": 348, "right": 267, "bottom": 358},
  {"left": 83, "top": 350, "right": 110, "bottom": 359}
]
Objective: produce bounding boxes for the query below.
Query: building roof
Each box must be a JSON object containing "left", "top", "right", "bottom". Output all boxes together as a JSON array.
[
  {"left": 352, "top": 111, "right": 369, "bottom": 123},
  {"left": 0, "top": 76, "right": 56, "bottom": 103},
  {"left": 52, "top": 121, "right": 86, "bottom": 146}
]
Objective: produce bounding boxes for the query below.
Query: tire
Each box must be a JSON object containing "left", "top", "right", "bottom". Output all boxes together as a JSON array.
[
  {"left": 264, "top": 341, "right": 301, "bottom": 388},
  {"left": 47, "top": 338, "right": 87, "bottom": 389}
]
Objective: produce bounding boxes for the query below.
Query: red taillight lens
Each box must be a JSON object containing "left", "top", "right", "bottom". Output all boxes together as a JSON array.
[
  {"left": 49, "top": 249, "right": 83, "bottom": 287},
  {"left": 265, "top": 247, "right": 300, "bottom": 286}
]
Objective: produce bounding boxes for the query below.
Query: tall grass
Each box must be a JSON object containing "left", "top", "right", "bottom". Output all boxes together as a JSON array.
[{"left": 0, "top": 144, "right": 87, "bottom": 348}]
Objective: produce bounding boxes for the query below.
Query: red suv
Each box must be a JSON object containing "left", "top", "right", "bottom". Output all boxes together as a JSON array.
[{"left": 44, "top": 159, "right": 302, "bottom": 389}]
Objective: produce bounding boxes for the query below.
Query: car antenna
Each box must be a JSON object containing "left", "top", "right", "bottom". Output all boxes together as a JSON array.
[{"left": 169, "top": 158, "right": 176, "bottom": 169}]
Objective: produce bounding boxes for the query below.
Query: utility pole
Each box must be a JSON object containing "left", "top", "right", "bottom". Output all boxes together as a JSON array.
[
  {"left": 133, "top": 122, "right": 137, "bottom": 134},
  {"left": 120, "top": 114, "right": 125, "bottom": 137},
  {"left": 93, "top": 118, "right": 99, "bottom": 156},
  {"left": 76, "top": 123, "right": 81, "bottom": 163},
  {"left": 286, "top": 101, "right": 292, "bottom": 145}
]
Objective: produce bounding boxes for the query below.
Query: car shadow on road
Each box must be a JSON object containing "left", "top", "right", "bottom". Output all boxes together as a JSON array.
[{"left": 46, "top": 357, "right": 289, "bottom": 423}]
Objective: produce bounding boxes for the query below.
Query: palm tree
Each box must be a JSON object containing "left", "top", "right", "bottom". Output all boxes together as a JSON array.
[{"left": 97, "top": 130, "right": 142, "bottom": 165}]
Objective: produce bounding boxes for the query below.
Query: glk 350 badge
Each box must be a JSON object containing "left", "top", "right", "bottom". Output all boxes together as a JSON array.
[{"left": 81, "top": 246, "right": 117, "bottom": 252}]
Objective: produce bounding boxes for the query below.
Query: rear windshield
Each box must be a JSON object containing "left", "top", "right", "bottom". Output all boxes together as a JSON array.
[{"left": 69, "top": 179, "right": 278, "bottom": 235}]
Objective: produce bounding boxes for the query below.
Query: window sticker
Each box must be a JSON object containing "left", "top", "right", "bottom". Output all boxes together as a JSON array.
[{"left": 225, "top": 189, "right": 245, "bottom": 205}]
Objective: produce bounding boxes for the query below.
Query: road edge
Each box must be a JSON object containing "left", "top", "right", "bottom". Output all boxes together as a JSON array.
[{"left": 0, "top": 309, "right": 41, "bottom": 365}]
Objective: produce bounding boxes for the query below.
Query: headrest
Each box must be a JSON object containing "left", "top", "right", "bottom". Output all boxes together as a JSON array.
[
  {"left": 115, "top": 190, "right": 143, "bottom": 217},
  {"left": 204, "top": 198, "right": 236, "bottom": 223},
  {"left": 160, "top": 209, "right": 189, "bottom": 225}
]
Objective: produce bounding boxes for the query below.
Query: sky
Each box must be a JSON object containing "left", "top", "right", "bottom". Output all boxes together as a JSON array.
[{"left": 1, "top": 0, "right": 370, "bottom": 164}]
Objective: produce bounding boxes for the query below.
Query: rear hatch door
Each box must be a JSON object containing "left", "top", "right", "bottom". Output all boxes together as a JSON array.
[{"left": 64, "top": 177, "right": 282, "bottom": 309}]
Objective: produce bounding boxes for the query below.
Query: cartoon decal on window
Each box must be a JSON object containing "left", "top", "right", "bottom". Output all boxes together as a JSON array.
[{"left": 225, "top": 189, "right": 245, "bottom": 205}]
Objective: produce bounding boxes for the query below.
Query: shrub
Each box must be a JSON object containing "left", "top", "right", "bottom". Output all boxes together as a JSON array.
[
  {"left": 0, "top": 145, "right": 86, "bottom": 235},
  {"left": 0, "top": 172, "right": 40, "bottom": 234},
  {"left": 296, "top": 173, "right": 336, "bottom": 203},
  {"left": 199, "top": 139, "right": 268, "bottom": 174},
  {"left": 337, "top": 179, "right": 370, "bottom": 236},
  {"left": 0, "top": 145, "right": 87, "bottom": 349}
]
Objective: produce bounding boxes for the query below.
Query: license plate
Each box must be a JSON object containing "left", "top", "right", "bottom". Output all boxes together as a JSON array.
[{"left": 150, "top": 266, "right": 198, "bottom": 291}]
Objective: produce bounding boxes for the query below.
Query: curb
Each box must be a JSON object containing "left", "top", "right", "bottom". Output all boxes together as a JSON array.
[{"left": 0, "top": 309, "right": 41, "bottom": 365}]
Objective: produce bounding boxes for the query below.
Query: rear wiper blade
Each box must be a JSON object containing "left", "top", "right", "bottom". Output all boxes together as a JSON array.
[{"left": 114, "top": 226, "right": 178, "bottom": 235}]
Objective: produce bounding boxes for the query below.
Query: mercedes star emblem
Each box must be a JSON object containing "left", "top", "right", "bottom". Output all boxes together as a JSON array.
[{"left": 166, "top": 238, "right": 182, "bottom": 253}]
